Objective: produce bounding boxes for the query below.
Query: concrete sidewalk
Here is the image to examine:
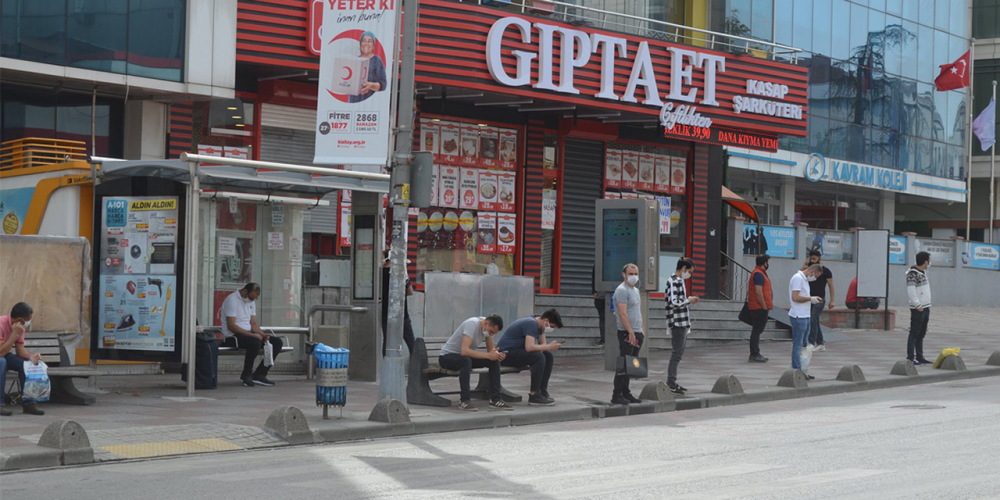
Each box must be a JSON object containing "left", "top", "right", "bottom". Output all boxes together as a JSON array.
[{"left": 2, "top": 306, "right": 998, "bottom": 472}]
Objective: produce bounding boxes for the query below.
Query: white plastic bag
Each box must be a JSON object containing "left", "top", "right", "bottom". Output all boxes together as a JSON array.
[
  {"left": 262, "top": 338, "right": 274, "bottom": 367},
  {"left": 23, "top": 360, "right": 51, "bottom": 403},
  {"left": 799, "top": 344, "right": 814, "bottom": 375}
]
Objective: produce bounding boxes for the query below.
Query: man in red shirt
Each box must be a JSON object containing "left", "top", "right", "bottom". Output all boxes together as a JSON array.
[
  {"left": 745, "top": 255, "right": 772, "bottom": 363},
  {"left": 1, "top": 302, "right": 45, "bottom": 416}
]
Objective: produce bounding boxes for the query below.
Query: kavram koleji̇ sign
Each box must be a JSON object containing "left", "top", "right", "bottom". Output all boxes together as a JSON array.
[{"left": 315, "top": 0, "right": 397, "bottom": 166}]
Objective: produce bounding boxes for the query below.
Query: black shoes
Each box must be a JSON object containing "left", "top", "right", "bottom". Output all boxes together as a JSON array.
[
  {"left": 23, "top": 404, "right": 44, "bottom": 415},
  {"left": 611, "top": 395, "right": 630, "bottom": 405},
  {"left": 241, "top": 375, "right": 256, "bottom": 387},
  {"left": 0, "top": 407, "right": 12, "bottom": 417},
  {"left": 805, "top": 374, "right": 816, "bottom": 380},
  {"left": 528, "top": 393, "right": 555, "bottom": 406},
  {"left": 909, "top": 358, "right": 924, "bottom": 366},
  {"left": 916, "top": 358, "right": 932, "bottom": 365},
  {"left": 749, "top": 354, "right": 769, "bottom": 363},
  {"left": 252, "top": 366, "right": 275, "bottom": 386},
  {"left": 668, "top": 384, "right": 686, "bottom": 395},
  {"left": 623, "top": 393, "right": 642, "bottom": 404},
  {"left": 489, "top": 399, "right": 514, "bottom": 411}
]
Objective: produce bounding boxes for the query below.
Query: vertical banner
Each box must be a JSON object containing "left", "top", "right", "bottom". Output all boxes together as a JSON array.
[
  {"left": 497, "top": 172, "right": 516, "bottom": 212},
  {"left": 670, "top": 158, "right": 686, "bottom": 194},
  {"left": 656, "top": 196, "right": 671, "bottom": 234},
  {"left": 497, "top": 213, "right": 516, "bottom": 254},
  {"left": 459, "top": 167, "right": 479, "bottom": 209},
  {"left": 621, "top": 151, "right": 639, "bottom": 189},
  {"left": 315, "top": 0, "right": 397, "bottom": 166},
  {"left": 605, "top": 149, "right": 622, "bottom": 189},
  {"left": 479, "top": 170, "right": 498, "bottom": 211},
  {"left": 654, "top": 154, "right": 671, "bottom": 194},
  {"left": 498, "top": 129, "right": 518, "bottom": 170},
  {"left": 438, "top": 166, "right": 460, "bottom": 208},
  {"left": 889, "top": 236, "right": 907, "bottom": 265},
  {"left": 638, "top": 153, "right": 655, "bottom": 191},
  {"left": 440, "top": 122, "right": 461, "bottom": 165},
  {"left": 339, "top": 192, "right": 352, "bottom": 247},
  {"left": 477, "top": 212, "right": 497, "bottom": 253},
  {"left": 541, "top": 189, "right": 557, "bottom": 230},
  {"left": 480, "top": 127, "right": 499, "bottom": 168},
  {"left": 419, "top": 119, "right": 440, "bottom": 162}
]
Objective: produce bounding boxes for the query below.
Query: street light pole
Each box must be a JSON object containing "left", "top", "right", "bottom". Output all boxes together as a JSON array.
[
  {"left": 990, "top": 80, "right": 996, "bottom": 244},
  {"left": 380, "top": 0, "right": 419, "bottom": 403}
]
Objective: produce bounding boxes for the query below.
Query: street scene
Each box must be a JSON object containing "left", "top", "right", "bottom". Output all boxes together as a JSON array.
[{"left": 2, "top": 0, "right": 1000, "bottom": 498}]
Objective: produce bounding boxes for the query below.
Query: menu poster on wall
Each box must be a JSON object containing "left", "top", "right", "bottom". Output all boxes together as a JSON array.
[
  {"left": 638, "top": 153, "right": 655, "bottom": 191},
  {"left": 460, "top": 124, "right": 480, "bottom": 167},
  {"left": 440, "top": 122, "right": 461, "bottom": 165},
  {"left": 498, "top": 129, "right": 518, "bottom": 170},
  {"left": 420, "top": 119, "right": 441, "bottom": 162},
  {"left": 605, "top": 149, "right": 622, "bottom": 189},
  {"left": 479, "top": 170, "right": 499, "bottom": 211},
  {"left": 497, "top": 172, "right": 516, "bottom": 212},
  {"left": 459, "top": 168, "right": 480, "bottom": 209},
  {"left": 670, "top": 158, "right": 687, "bottom": 195},
  {"left": 497, "top": 213, "right": 516, "bottom": 254},
  {"left": 339, "top": 195, "right": 352, "bottom": 247},
  {"left": 477, "top": 212, "right": 497, "bottom": 253},
  {"left": 541, "top": 189, "right": 557, "bottom": 230},
  {"left": 657, "top": 196, "right": 672, "bottom": 235},
  {"left": 223, "top": 147, "right": 249, "bottom": 159},
  {"left": 621, "top": 191, "right": 638, "bottom": 199},
  {"left": 429, "top": 164, "right": 440, "bottom": 207},
  {"left": 621, "top": 151, "right": 639, "bottom": 189},
  {"left": 480, "top": 127, "right": 499, "bottom": 169},
  {"left": 604, "top": 191, "right": 621, "bottom": 199},
  {"left": 438, "top": 166, "right": 460, "bottom": 208},
  {"left": 654, "top": 155, "right": 671, "bottom": 193}
]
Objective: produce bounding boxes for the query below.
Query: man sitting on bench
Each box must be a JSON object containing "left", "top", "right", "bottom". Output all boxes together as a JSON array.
[
  {"left": 221, "top": 283, "right": 282, "bottom": 387},
  {"left": 497, "top": 309, "right": 563, "bottom": 406},
  {"left": 438, "top": 314, "right": 513, "bottom": 412},
  {"left": 1, "top": 302, "right": 45, "bottom": 416}
]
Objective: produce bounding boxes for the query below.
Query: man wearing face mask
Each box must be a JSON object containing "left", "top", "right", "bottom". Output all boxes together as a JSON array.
[
  {"left": 789, "top": 264, "right": 825, "bottom": 379},
  {"left": 745, "top": 255, "right": 772, "bottom": 363},
  {"left": 802, "top": 250, "right": 835, "bottom": 351},
  {"left": 438, "top": 314, "right": 512, "bottom": 411},
  {"left": 665, "top": 259, "right": 699, "bottom": 395},
  {"left": 906, "top": 251, "right": 933, "bottom": 365},
  {"left": 612, "top": 263, "right": 644, "bottom": 405},
  {"left": 497, "top": 309, "right": 563, "bottom": 406},
  {"left": 1, "top": 302, "right": 45, "bottom": 416},
  {"left": 221, "top": 283, "right": 283, "bottom": 387}
]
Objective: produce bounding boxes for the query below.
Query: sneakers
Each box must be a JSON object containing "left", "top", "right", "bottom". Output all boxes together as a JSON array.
[
  {"left": 241, "top": 375, "right": 256, "bottom": 387},
  {"left": 528, "top": 393, "right": 555, "bottom": 406},
  {"left": 540, "top": 390, "right": 551, "bottom": 400},
  {"left": 805, "top": 374, "right": 816, "bottom": 381},
  {"left": 916, "top": 358, "right": 932, "bottom": 365},
  {"left": 749, "top": 354, "right": 769, "bottom": 363},
  {"left": 23, "top": 404, "right": 44, "bottom": 416},
  {"left": 253, "top": 376, "right": 275, "bottom": 387},
  {"left": 489, "top": 399, "right": 514, "bottom": 411},
  {"left": 458, "top": 400, "right": 478, "bottom": 411},
  {"left": 668, "top": 384, "right": 686, "bottom": 395},
  {"left": 908, "top": 358, "right": 922, "bottom": 366},
  {"left": 610, "top": 394, "right": 630, "bottom": 405},
  {"left": 0, "top": 407, "right": 12, "bottom": 417},
  {"left": 623, "top": 393, "right": 642, "bottom": 404},
  {"left": 815, "top": 344, "right": 826, "bottom": 352}
]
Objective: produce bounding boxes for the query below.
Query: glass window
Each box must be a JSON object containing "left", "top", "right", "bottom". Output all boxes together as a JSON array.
[
  {"left": 849, "top": 3, "right": 868, "bottom": 57},
  {"left": 933, "top": 0, "right": 950, "bottom": 31},
  {"left": 973, "top": 3, "right": 998, "bottom": 38},
  {"left": 886, "top": 0, "right": 902, "bottom": 14},
  {"left": 751, "top": 0, "right": 773, "bottom": 42},
  {"left": 883, "top": 16, "right": 902, "bottom": 76},
  {"left": 1, "top": 84, "right": 123, "bottom": 157},
  {"left": 915, "top": 82, "right": 935, "bottom": 140},
  {"left": 916, "top": 24, "right": 935, "bottom": 83},
  {"left": 901, "top": 0, "right": 919, "bottom": 21},
  {"left": 66, "top": 0, "right": 128, "bottom": 74},
  {"left": 774, "top": 0, "right": 793, "bottom": 47},
  {"left": 809, "top": 116, "right": 830, "bottom": 155},
  {"left": 827, "top": 119, "right": 849, "bottom": 159},
  {"left": 792, "top": 0, "right": 812, "bottom": 52},
  {"left": 812, "top": 0, "right": 832, "bottom": 56},
  {"left": 0, "top": 0, "right": 66, "bottom": 64},
  {"left": 728, "top": 0, "right": 753, "bottom": 37},
  {"left": 900, "top": 21, "right": 918, "bottom": 81},
  {"left": 869, "top": 0, "right": 886, "bottom": 11},
  {"left": 918, "top": 0, "right": 934, "bottom": 27},
  {"left": 809, "top": 56, "right": 832, "bottom": 117},
  {"left": 128, "top": 0, "right": 185, "bottom": 81},
  {"left": 831, "top": 0, "right": 850, "bottom": 61},
  {"left": 949, "top": 0, "right": 967, "bottom": 38}
]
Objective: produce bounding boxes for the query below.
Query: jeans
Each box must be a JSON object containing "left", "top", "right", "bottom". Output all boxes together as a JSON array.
[
  {"left": 790, "top": 317, "right": 810, "bottom": 370},
  {"left": 808, "top": 302, "right": 826, "bottom": 346},
  {"left": 502, "top": 348, "right": 553, "bottom": 394},
  {"left": 907, "top": 308, "right": 930, "bottom": 361},
  {"left": 613, "top": 330, "right": 644, "bottom": 397},
  {"left": 594, "top": 297, "right": 606, "bottom": 343},
  {"left": 1, "top": 352, "right": 37, "bottom": 407},
  {"left": 223, "top": 334, "right": 283, "bottom": 378},
  {"left": 668, "top": 327, "right": 688, "bottom": 386},
  {"left": 438, "top": 353, "right": 501, "bottom": 402},
  {"left": 748, "top": 309, "right": 769, "bottom": 356}
]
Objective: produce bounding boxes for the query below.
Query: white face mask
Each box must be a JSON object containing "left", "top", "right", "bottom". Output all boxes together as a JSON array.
[
  {"left": 807, "top": 275, "right": 817, "bottom": 282},
  {"left": 21, "top": 320, "right": 31, "bottom": 329},
  {"left": 626, "top": 275, "right": 639, "bottom": 286},
  {"left": 544, "top": 326, "right": 554, "bottom": 334},
  {"left": 482, "top": 330, "right": 491, "bottom": 337},
  {"left": 681, "top": 272, "right": 692, "bottom": 280}
]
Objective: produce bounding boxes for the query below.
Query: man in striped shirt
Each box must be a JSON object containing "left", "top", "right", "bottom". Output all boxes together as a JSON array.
[{"left": 665, "top": 259, "right": 699, "bottom": 395}]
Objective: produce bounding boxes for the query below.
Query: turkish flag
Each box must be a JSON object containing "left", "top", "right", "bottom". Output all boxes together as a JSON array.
[{"left": 935, "top": 50, "right": 971, "bottom": 91}]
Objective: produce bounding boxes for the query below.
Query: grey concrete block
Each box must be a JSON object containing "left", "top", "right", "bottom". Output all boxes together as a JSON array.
[
  {"left": 743, "top": 387, "right": 798, "bottom": 403},
  {"left": 0, "top": 445, "right": 62, "bottom": 471},
  {"left": 265, "top": 406, "right": 315, "bottom": 445},
  {"left": 624, "top": 401, "right": 657, "bottom": 415},
  {"left": 511, "top": 406, "right": 592, "bottom": 426},
  {"left": 674, "top": 397, "right": 706, "bottom": 411},
  {"left": 368, "top": 399, "right": 411, "bottom": 424},
  {"left": 891, "top": 360, "right": 918, "bottom": 376},
  {"left": 590, "top": 405, "right": 606, "bottom": 419},
  {"left": 640, "top": 381, "right": 677, "bottom": 403},
  {"left": 389, "top": 422, "right": 417, "bottom": 437},
  {"left": 987, "top": 351, "right": 1000, "bottom": 366},
  {"left": 711, "top": 375, "right": 745, "bottom": 396},
  {"left": 777, "top": 369, "right": 808, "bottom": 389},
  {"left": 603, "top": 403, "right": 628, "bottom": 417},
  {"left": 836, "top": 365, "right": 866, "bottom": 383},
  {"left": 701, "top": 393, "right": 735, "bottom": 408},
  {"left": 37, "top": 420, "right": 93, "bottom": 466},
  {"left": 411, "top": 414, "right": 497, "bottom": 434},
  {"left": 938, "top": 355, "right": 967, "bottom": 371},
  {"left": 807, "top": 381, "right": 857, "bottom": 397}
]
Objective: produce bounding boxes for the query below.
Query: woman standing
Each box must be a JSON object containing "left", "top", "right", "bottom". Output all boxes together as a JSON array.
[{"left": 350, "top": 31, "right": 387, "bottom": 103}]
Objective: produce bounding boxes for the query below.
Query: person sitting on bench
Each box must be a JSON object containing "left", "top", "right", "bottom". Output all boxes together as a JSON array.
[
  {"left": 438, "top": 314, "right": 512, "bottom": 412},
  {"left": 845, "top": 277, "right": 880, "bottom": 310},
  {"left": 1, "top": 302, "right": 45, "bottom": 416},
  {"left": 496, "top": 309, "right": 563, "bottom": 406},
  {"left": 221, "top": 283, "right": 282, "bottom": 387}
]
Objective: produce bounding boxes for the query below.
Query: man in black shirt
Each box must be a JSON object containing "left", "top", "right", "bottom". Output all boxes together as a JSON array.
[{"left": 804, "top": 250, "right": 835, "bottom": 350}]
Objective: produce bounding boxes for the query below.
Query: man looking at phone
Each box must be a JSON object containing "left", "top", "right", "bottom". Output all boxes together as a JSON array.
[
  {"left": 665, "top": 259, "right": 699, "bottom": 395},
  {"left": 497, "top": 309, "right": 563, "bottom": 406}
]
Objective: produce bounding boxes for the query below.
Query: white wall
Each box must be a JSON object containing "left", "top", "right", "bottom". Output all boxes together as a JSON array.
[{"left": 124, "top": 101, "right": 168, "bottom": 160}]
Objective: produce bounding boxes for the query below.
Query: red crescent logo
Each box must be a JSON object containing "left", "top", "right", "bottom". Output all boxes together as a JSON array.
[{"left": 342, "top": 66, "right": 352, "bottom": 80}]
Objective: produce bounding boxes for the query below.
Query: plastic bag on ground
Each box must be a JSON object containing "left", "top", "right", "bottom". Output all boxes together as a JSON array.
[
  {"left": 23, "top": 360, "right": 51, "bottom": 403},
  {"left": 932, "top": 347, "right": 961, "bottom": 369},
  {"left": 800, "top": 344, "right": 814, "bottom": 375}
]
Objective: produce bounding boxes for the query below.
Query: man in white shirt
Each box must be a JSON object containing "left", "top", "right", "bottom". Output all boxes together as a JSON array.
[
  {"left": 788, "top": 264, "right": 824, "bottom": 379},
  {"left": 438, "top": 314, "right": 511, "bottom": 411},
  {"left": 221, "top": 283, "right": 282, "bottom": 387}
]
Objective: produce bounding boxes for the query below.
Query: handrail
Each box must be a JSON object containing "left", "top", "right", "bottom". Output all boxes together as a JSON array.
[
  {"left": 307, "top": 304, "right": 369, "bottom": 378},
  {"left": 720, "top": 251, "right": 753, "bottom": 302},
  {"left": 201, "top": 326, "right": 309, "bottom": 335}
]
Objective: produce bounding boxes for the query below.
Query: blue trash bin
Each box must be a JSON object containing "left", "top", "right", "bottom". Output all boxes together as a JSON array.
[{"left": 314, "top": 346, "right": 349, "bottom": 419}]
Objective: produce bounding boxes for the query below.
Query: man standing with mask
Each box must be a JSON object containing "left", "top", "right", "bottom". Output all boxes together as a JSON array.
[
  {"left": 1, "top": 302, "right": 45, "bottom": 416},
  {"left": 906, "top": 251, "right": 932, "bottom": 365},
  {"left": 498, "top": 309, "right": 563, "bottom": 405},
  {"left": 665, "top": 259, "right": 699, "bottom": 395},
  {"left": 746, "top": 255, "right": 772, "bottom": 363},
  {"left": 612, "top": 263, "right": 644, "bottom": 405},
  {"left": 222, "top": 283, "right": 283, "bottom": 387},
  {"left": 789, "top": 264, "right": 825, "bottom": 379},
  {"left": 803, "top": 250, "right": 835, "bottom": 351}
]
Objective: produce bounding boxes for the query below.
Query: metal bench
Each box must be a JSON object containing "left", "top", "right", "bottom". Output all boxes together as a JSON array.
[
  {"left": 201, "top": 326, "right": 300, "bottom": 356},
  {"left": 7, "top": 332, "right": 102, "bottom": 405},
  {"left": 406, "top": 337, "right": 526, "bottom": 407}
]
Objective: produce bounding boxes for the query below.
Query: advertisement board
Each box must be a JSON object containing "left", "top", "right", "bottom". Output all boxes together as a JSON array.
[
  {"left": 758, "top": 225, "right": 796, "bottom": 259},
  {"left": 889, "top": 236, "right": 906, "bottom": 265},
  {"left": 965, "top": 242, "right": 1000, "bottom": 270}
]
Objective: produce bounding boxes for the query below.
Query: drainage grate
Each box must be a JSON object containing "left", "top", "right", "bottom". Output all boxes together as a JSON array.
[{"left": 891, "top": 405, "right": 946, "bottom": 410}]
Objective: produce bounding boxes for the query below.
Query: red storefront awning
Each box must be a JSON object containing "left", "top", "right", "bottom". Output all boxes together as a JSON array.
[{"left": 722, "top": 186, "right": 758, "bottom": 222}]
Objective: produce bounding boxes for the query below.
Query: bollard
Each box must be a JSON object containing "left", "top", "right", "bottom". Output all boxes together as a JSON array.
[
  {"left": 777, "top": 369, "right": 808, "bottom": 389},
  {"left": 836, "top": 365, "right": 866, "bottom": 383},
  {"left": 265, "top": 406, "right": 315, "bottom": 445},
  {"left": 639, "top": 381, "right": 676, "bottom": 403},
  {"left": 711, "top": 375, "right": 745, "bottom": 396},
  {"left": 369, "top": 399, "right": 410, "bottom": 424},
  {"left": 987, "top": 351, "right": 1000, "bottom": 367},
  {"left": 938, "top": 355, "right": 967, "bottom": 371},
  {"left": 38, "top": 420, "right": 94, "bottom": 466},
  {"left": 890, "top": 360, "right": 918, "bottom": 376}
]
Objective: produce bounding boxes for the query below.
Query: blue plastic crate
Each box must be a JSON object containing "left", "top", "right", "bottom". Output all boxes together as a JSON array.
[{"left": 315, "top": 348, "right": 349, "bottom": 406}]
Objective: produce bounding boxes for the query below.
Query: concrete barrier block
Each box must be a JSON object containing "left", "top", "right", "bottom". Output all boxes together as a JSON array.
[
  {"left": 37, "top": 420, "right": 93, "bottom": 466},
  {"left": 986, "top": 351, "right": 1000, "bottom": 366},
  {"left": 639, "top": 381, "right": 676, "bottom": 402},
  {"left": 938, "top": 355, "right": 967, "bottom": 371},
  {"left": 836, "top": 365, "right": 866, "bottom": 383},
  {"left": 777, "top": 369, "right": 808, "bottom": 389},
  {"left": 368, "top": 399, "right": 411, "bottom": 424},
  {"left": 711, "top": 375, "right": 745, "bottom": 396},
  {"left": 265, "top": 406, "right": 315, "bottom": 445},
  {"left": 891, "top": 360, "right": 918, "bottom": 376}
]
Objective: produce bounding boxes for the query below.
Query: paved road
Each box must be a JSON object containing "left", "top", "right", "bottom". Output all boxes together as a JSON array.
[{"left": 5, "top": 378, "right": 1000, "bottom": 500}]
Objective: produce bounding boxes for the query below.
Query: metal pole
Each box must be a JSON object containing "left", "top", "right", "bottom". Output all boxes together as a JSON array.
[
  {"left": 990, "top": 81, "right": 997, "bottom": 244},
  {"left": 966, "top": 40, "right": 975, "bottom": 240},
  {"left": 184, "top": 161, "right": 199, "bottom": 397},
  {"left": 379, "top": 0, "right": 418, "bottom": 404}
]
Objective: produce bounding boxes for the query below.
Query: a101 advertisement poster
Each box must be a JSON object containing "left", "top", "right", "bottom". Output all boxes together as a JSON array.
[
  {"left": 314, "top": 0, "right": 397, "bottom": 166},
  {"left": 99, "top": 275, "right": 177, "bottom": 351}
]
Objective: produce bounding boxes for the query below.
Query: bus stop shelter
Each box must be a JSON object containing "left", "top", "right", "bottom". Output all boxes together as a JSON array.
[{"left": 89, "top": 154, "right": 389, "bottom": 396}]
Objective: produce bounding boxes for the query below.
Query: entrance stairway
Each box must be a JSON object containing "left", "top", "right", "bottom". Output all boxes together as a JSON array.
[{"left": 534, "top": 295, "right": 790, "bottom": 356}]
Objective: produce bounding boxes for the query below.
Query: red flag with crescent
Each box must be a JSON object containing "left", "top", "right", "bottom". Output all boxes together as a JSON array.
[{"left": 935, "top": 50, "right": 971, "bottom": 91}]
